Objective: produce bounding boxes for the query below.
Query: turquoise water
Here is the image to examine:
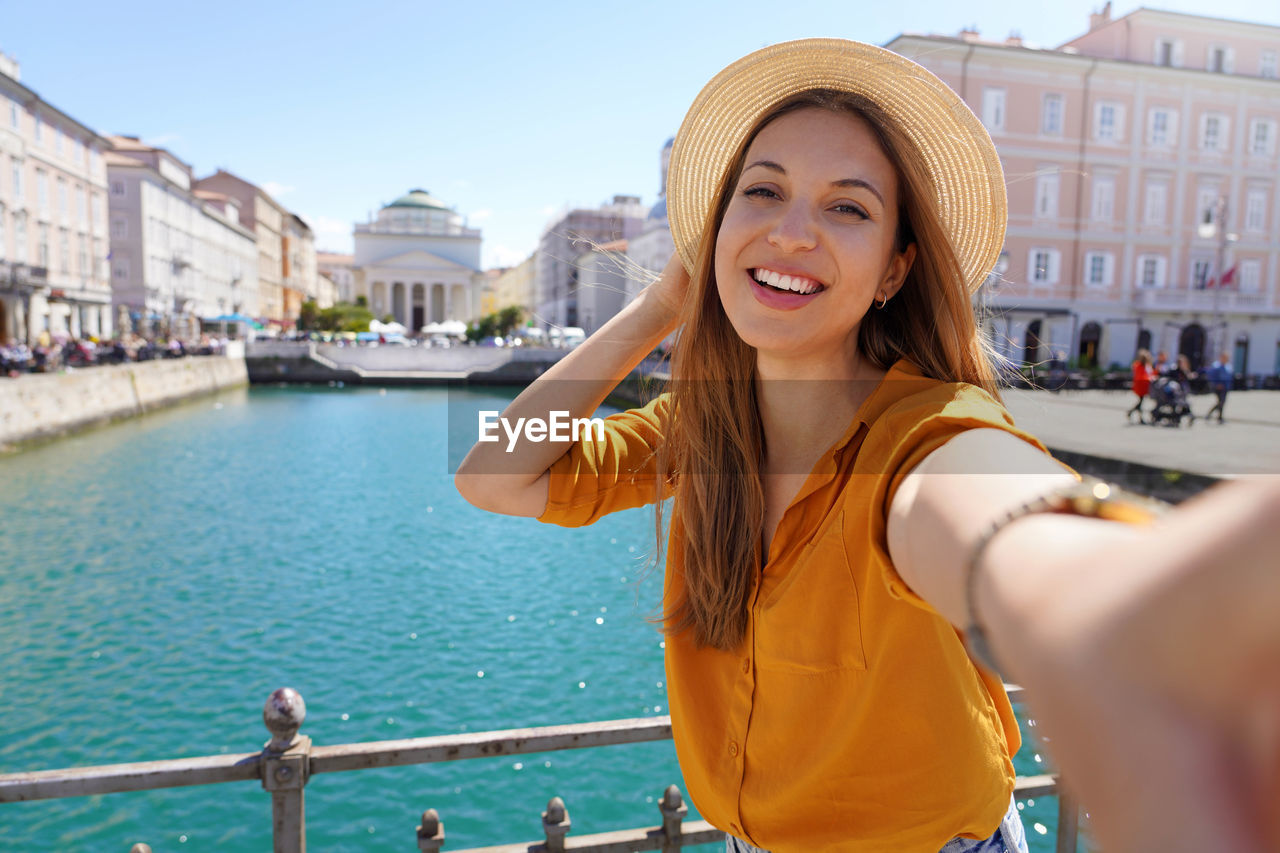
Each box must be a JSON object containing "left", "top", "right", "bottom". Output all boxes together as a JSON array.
[{"left": 0, "top": 386, "right": 1081, "bottom": 851}]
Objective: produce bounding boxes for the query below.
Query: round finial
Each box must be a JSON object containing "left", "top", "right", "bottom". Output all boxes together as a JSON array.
[
  {"left": 420, "top": 809, "right": 439, "bottom": 835},
  {"left": 544, "top": 796, "right": 566, "bottom": 823},
  {"left": 263, "top": 687, "right": 306, "bottom": 751}
]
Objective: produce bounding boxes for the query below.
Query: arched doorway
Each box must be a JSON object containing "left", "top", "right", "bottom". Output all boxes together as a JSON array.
[
  {"left": 1136, "top": 328, "right": 1152, "bottom": 356},
  {"left": 1023, "top": 319, "right": 1043, "bottom": 367},
  {"left": 1233, "top": 333, "right": 1249, "bottom": 377},
  {"left": 1178, "top": 323, "right": 1206, "bottom": 370},
  {"left": 1078, "top": 321, "right": 1102, "bottom": 368}
]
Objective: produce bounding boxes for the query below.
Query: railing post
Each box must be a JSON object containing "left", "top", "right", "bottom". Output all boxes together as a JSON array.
[
  {"left": 1055, "top": 787, "right": 1079, "bottom": 853},
  {"left": 659, "top": 784, "right": 688, "bottom": 851},
  {"left": 417, "top": 808, "right": 445, "bottom": 852},
  {"left": 542, "top": 796, "right": 571, "bottom": 852},
  {"left": 261, "top": 687, "right": 312, "bottom": 853}
]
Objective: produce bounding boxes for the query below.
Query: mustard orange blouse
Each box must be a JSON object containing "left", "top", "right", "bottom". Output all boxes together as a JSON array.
[{"left": 538, "top": 360, "right": 1050, "bottom": 852}]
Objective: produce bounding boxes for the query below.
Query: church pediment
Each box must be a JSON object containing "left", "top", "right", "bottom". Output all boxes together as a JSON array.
[{"left": 365, "top": 249, "right": 475, "bottom": 273}]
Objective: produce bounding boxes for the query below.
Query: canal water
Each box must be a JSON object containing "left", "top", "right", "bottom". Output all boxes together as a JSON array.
[{"left": 0, "top": 385, "right": 1078, "bottom": 852}]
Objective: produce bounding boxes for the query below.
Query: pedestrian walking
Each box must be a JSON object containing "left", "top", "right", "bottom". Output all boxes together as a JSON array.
[
  {"left": 1205, "top": 352, "right": 1232, "bottom": 423},
  {"left": 1127, "top": 348, "right": 1155, "bottom": 422}
]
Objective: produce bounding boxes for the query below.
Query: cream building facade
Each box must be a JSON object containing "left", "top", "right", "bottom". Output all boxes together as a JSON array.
[
  {"left": 352, "top": 190, "right": 483, "bottom": 330},
  {"left": 890, "top": 5, "right": 1280, "bottom": 377},
  {"left": 192, "top": 170, "right": 288, "bottom": 326},
  {"left": 1, "top": 52, "right": 112, "bottom": 344},
  {"left": 535, "top": 194, "right": 646, "bottom": 331},
  {"left": 316, "top": 252, "right": 355, "bottom": 304},
  {"left": 106, "top": 137, "right": 258, "bottom": 335},
  {"left": 282, "top": 212, "right": 317, "bottom": 319}
]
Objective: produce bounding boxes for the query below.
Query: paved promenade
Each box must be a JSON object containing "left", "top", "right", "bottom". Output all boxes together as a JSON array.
[{"left": 1002, "top": 387, "right": 1280, "bottom": 480}]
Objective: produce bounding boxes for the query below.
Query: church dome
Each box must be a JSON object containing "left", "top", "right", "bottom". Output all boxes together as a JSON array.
[{"left": 385, "top": 189, "right": 451, "bottom": 211}]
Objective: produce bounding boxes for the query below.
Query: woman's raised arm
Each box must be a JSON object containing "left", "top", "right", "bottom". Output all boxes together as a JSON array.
[
  {"left": 889, "top": 429, "right": 1280, "bottom": 852},
  {"left": 453, "top": 254, "right": 687, "bottom": 517}
]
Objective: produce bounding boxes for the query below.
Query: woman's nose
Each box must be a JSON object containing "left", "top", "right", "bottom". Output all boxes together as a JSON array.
[{"left": 767, "top": 203, "right": 818, "bottom": 252}]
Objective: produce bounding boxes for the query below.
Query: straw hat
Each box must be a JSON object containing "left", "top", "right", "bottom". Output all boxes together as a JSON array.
[{"left": 666, "top": 38, "right": 1007, "bottom": 293}]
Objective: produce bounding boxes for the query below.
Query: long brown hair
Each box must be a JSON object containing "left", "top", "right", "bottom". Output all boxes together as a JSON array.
[{"left": 657, "top": 89, "right": 1004, "bottom": 651}]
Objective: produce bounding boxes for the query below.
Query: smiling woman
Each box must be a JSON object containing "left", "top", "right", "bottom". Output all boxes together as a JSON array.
[{"left": 456, "top": 38, "right": 1280, "bottom": 853}]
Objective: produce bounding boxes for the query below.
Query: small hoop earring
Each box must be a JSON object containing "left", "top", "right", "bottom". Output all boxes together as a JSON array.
[{"left": 876, "top": 294, "right": 888, "bottom": 310}]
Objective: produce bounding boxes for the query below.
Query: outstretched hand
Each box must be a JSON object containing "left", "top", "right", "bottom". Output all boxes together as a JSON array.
[{"left": 995, "top": 479, "right": 1280, "bottom": 852}]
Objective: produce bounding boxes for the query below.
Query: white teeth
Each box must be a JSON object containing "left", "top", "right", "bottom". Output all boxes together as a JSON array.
[{"left": 754, "top": 268, "right": 820, "bottom": 295}]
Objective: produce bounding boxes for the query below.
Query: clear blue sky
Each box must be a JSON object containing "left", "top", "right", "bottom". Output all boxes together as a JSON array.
[{"left": 4, "top": 0, "right": 1277, "bottom": 268}]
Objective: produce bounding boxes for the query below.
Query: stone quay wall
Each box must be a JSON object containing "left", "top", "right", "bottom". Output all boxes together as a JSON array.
[{"left": 0, "top": 355, "right": 248, "bottom": 450}]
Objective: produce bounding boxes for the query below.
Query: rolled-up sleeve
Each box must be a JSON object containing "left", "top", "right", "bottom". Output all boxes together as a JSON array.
[{"left": 538, "top": 393, "right": 671, "bottom": 528}]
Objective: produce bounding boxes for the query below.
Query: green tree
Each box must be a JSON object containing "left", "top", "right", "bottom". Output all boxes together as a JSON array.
[{"left": 298, "top": 300, "right": 320, "bottom": 331}]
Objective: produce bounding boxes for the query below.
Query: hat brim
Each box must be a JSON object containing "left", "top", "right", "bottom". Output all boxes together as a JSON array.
[{"left": 667, "top": 38, "right": 1007, "bottom": 293}]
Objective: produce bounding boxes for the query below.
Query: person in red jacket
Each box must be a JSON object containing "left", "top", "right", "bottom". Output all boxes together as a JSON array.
[{"left": 1127, "top": 348, "right": 1155, "bottom": 422}]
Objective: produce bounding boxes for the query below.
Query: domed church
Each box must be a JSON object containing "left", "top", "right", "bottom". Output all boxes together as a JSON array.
[{"left": 352, "top": 189, "right": 483, "bottom": 330}]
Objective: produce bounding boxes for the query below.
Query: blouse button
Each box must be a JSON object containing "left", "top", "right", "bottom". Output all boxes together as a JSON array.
[{"left": 728, "top": 741, "right": 739, "bottom": 757}]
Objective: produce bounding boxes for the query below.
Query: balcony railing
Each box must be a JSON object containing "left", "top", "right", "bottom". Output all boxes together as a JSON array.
[
  {"left": 1132, "top": 287, "right": 1274, "bottom": 314},
  {"left": 0, "top": 685, "right": 1078, "bottom": 853}
]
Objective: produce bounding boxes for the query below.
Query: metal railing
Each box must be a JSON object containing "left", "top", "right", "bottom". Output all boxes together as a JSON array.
[{"left": 0, "top": 686, "right": 1080, "bottom": 853}]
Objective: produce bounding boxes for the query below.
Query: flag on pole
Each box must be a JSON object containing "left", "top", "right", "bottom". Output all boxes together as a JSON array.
[{"left": 1221, "top": 265, "right": 1237, "bottom": 288}]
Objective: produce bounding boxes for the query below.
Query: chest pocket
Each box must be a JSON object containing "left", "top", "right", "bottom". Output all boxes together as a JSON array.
[{"left": 753, "top": 510, "right": 868, "bottom": 674}]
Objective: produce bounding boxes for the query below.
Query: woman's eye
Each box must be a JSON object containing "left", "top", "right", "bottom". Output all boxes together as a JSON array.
[
  {"left": 742, "top": 186, "right": 779, "bottom": 200},
  {"left": 832, "top": 203, "right": 868, "bottom": 219}
]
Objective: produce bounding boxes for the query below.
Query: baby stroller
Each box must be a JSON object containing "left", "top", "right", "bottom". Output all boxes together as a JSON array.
[{"left": 1147, "top": 376, "right": 1195, "bottom": 427}]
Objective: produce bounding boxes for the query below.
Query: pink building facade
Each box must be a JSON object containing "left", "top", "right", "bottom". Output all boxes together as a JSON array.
[{"left": 889, "top": 6, "right": 1280, "bottom": 377}]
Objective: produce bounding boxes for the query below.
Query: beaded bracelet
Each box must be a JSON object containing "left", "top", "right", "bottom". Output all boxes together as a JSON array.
[{"left": 963, "top": 477, "right": 1166, "bottom": 677}]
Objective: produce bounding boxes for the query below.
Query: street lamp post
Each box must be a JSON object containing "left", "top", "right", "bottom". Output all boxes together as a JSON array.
[{"left": 1197, "top": 196, "right": 1238, "bottom": 361}]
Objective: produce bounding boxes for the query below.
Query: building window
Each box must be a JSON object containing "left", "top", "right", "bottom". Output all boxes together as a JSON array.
[
  {"left": 59, "top": 229, "right": 69, "bottom": 273},
  {"left": 33, "top": 115, "right": 42, "bottom": 145},
  {"left": 982, "top": 88, "right": 1006, "bottom": 132},
  {"left": 1201, "top": 113, "right": 1229, "bottom": 152},
  {"left": 11, "top": 160, "right": 21, "bottom": 202},
  {"left": 1084, "top": 251, "right": 1113, "bottom": 287},
  {"left": 110, "top": 180, "right": 125, "bottom": 197},
  {"left": 77, "top": 236, "right": 87, "bottom": 276},
  {"left": 114, "top": 257, "right": 129, "bottom": 280},
  {"left": 1091, "top": 177, "right": 1115, "bottom": 222},
  {"left": 54, "top": 126, "right": 62, "bottom": 156},
  {"left": 1137, "top": 255, "right": 1167, "bottom": 288},
  {"left": 1148, "top": 108, "right": 1176, "bottom": 147},
  {"left": 1034, "top": 170, "right": 1059, "bottom": 218},
  {"left": 13, "top": 212, "right": 25, "bottom": 262},
  {"left": 1094, "top": 102, "right": 1123, "bottom": 142},
  {"left": 76, "top": 187, "right": 86, "bottom": 226},
  {"left": 1144, "top": 182, "right": 1168, "bottom": 225},
  {"left": 92, "top": 195, "right": 103, "bottom": 229},
  {"left": 1263, "top": 50, "right": 1279, "bottom": 79},
  {"left": 1041, "top": 94, "right": 1064, "bottom": 135},
  {"left": 57, "top": 178, "right": 68, "bottom": 221},
  {"left": 37, "top": 223, "right": 49, "bottom": 267},
  {"left": 1028, "top": 248, "right": 1060, "bottom": 285},
  {"left": 1245, "top": 189, "right": 1267, "bottom": 233},
  {"left": 1250, "top": 119, "right": 1276, "bottom": 156},
  {"left": 1198, "top": 188, "right": 1221, "bottom": 228},
  {"left": 111, "top": 217, "right": 127, "bottom": 239},
  {"left": 1192, "top": 258, "right": 1213, "bottom": 290},
  {"left": 8, "top": 99, "right": 16, "bottom": 129},
  {"left": 1208, "top": 45, "right": 1232, "bottom": 73},
  {"left": 1153, "top": 38, "right": 1184, "bottom": 67},
  {"left": 1239, "top": 259, "right": 1261, "bottom": 293},
  {"left": 36, "top": 169, "right": 48, "bottom": 214}
]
